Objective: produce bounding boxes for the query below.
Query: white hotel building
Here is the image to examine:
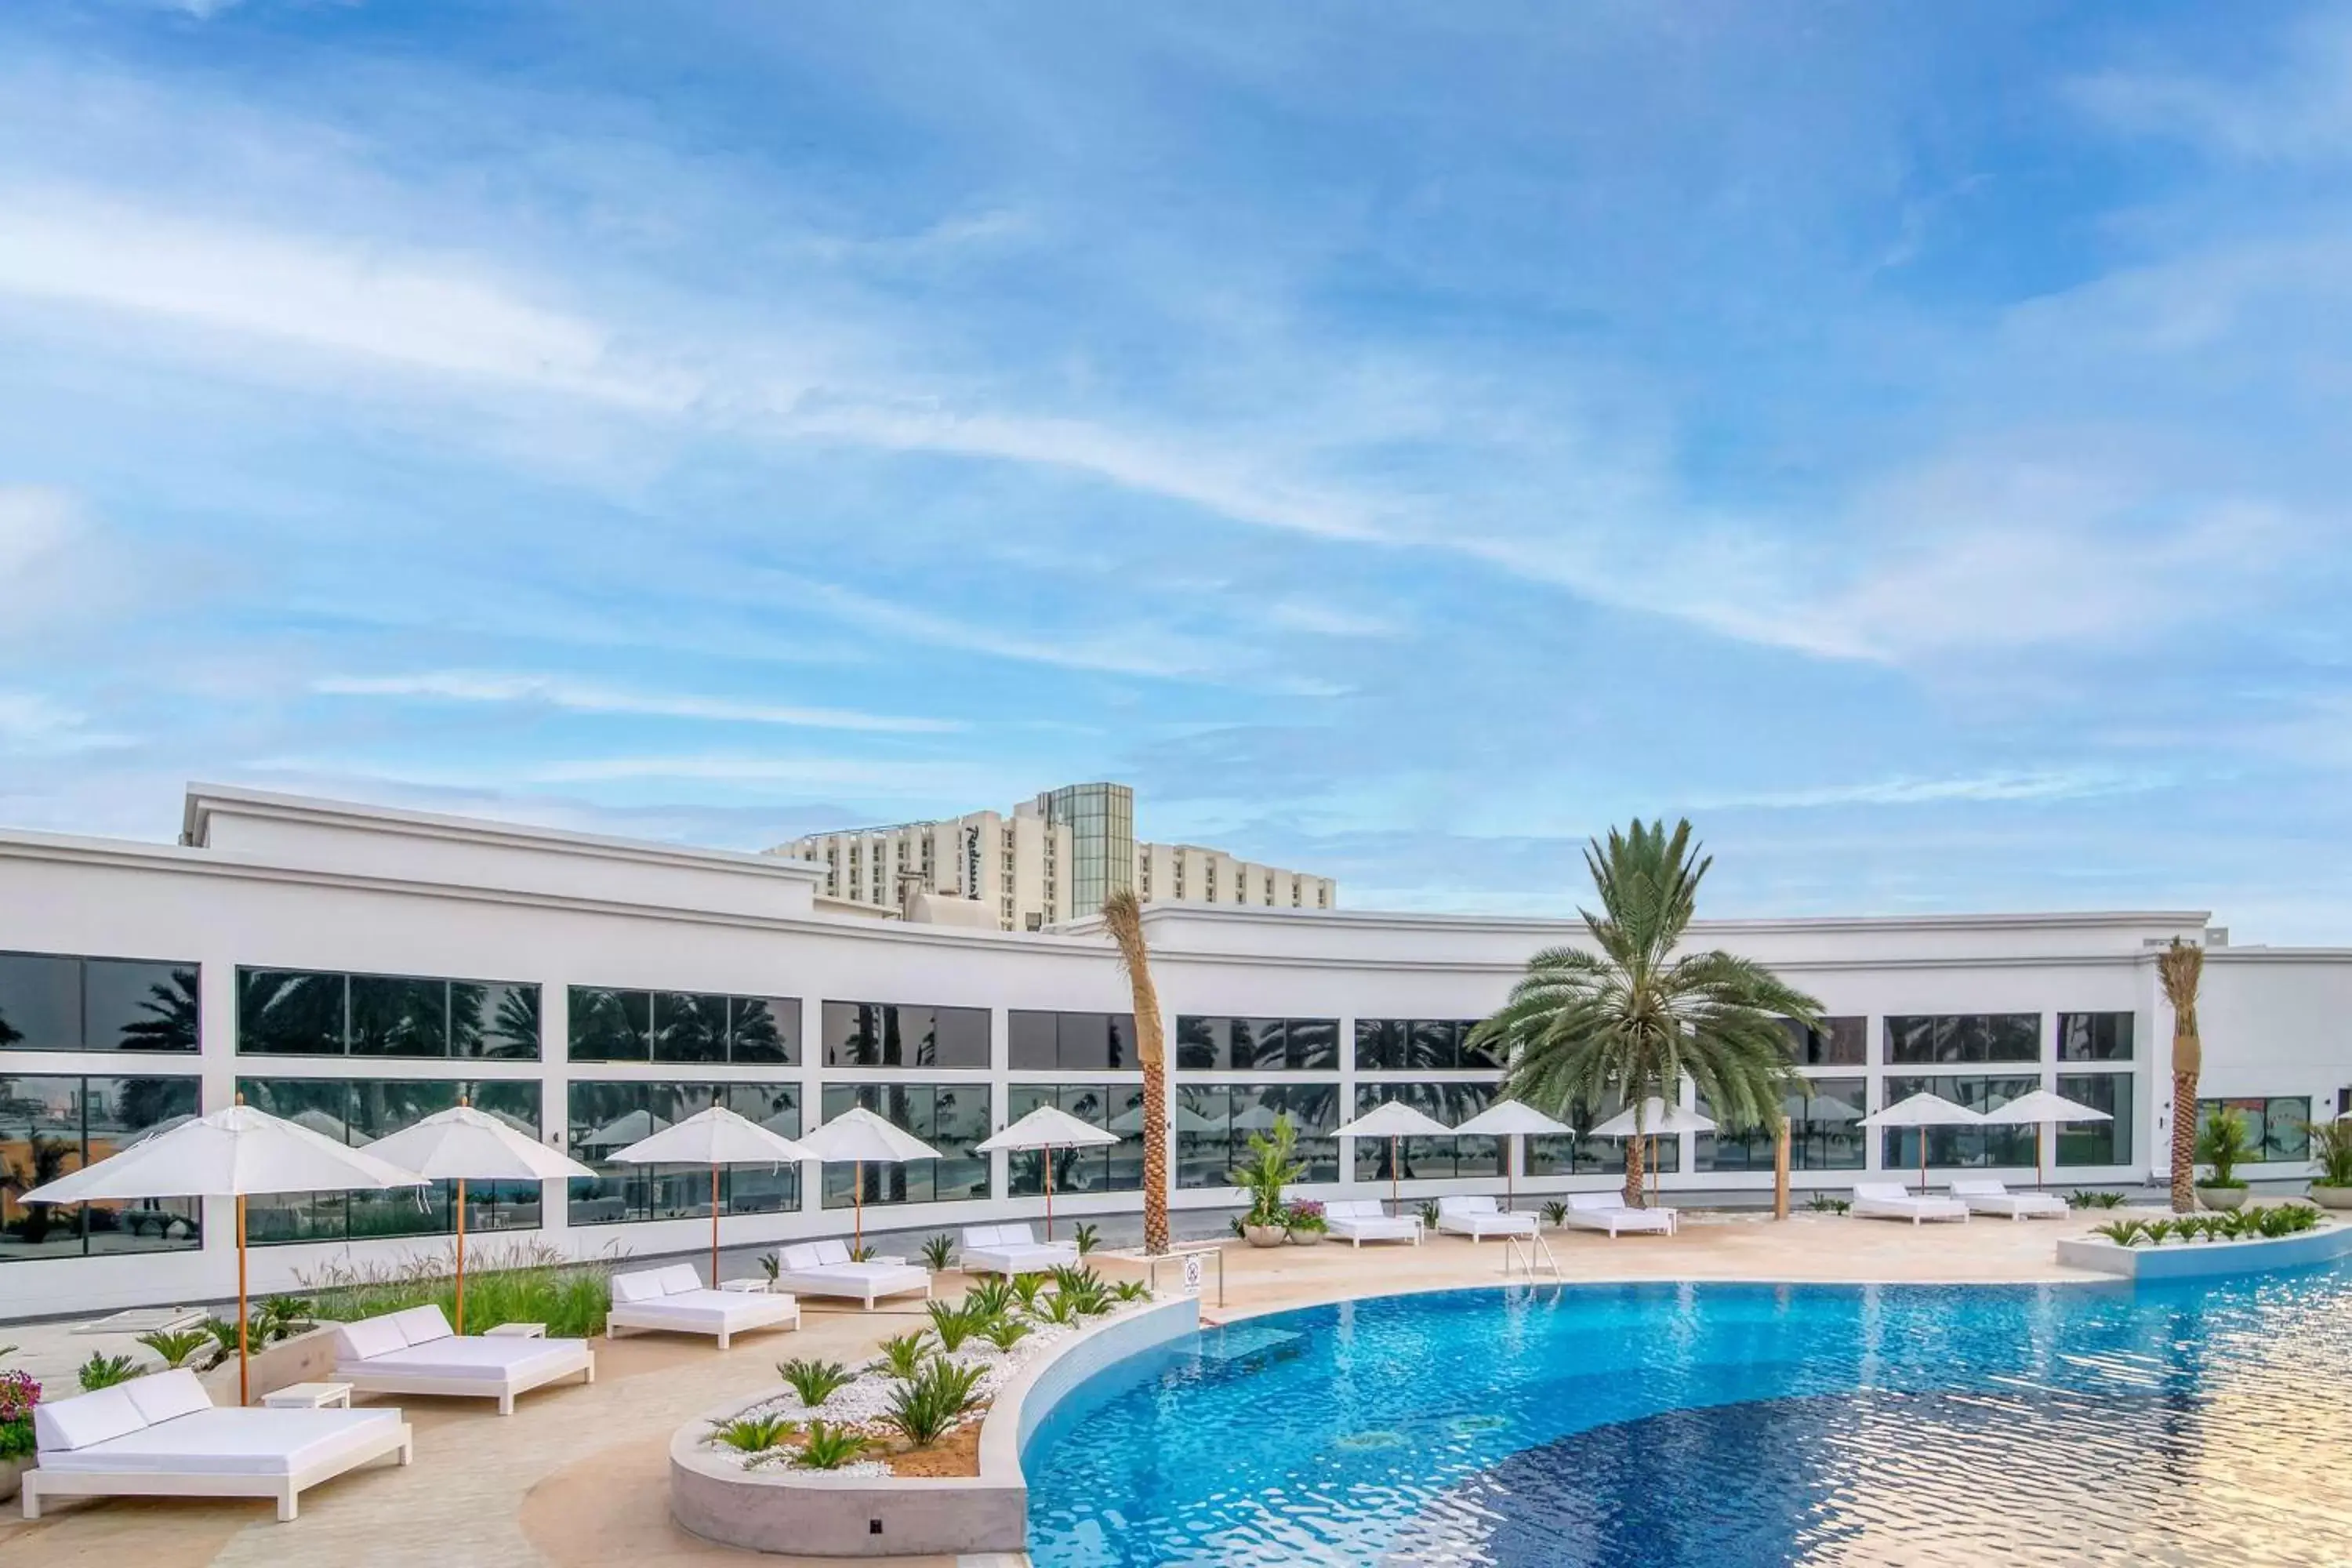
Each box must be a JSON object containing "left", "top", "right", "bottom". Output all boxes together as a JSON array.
[{"left": 2, "top": 784, "right": 2349, "bottom": 1320}]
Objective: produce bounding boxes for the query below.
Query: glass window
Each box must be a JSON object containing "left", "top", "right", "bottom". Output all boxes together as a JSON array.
[
  {"left": 81, "top": 960, "right": 201, "bottom": 1053},
  {"left": 452, "top": 982, "right": 540, "bottom": 1060},
  {"left": 1, "top": 1074, "right": 203, "bottom": 1261},
  {"left": 728, "top": 997, "right": 799, "bottom": 1065},
  {"left": 1350, "top": 1082, "right": 1502, "bottom": 1181},
  {"left": 1884, "top": 1014, "right": 2041, "bottom": 1065},
  {"left": 237, "top": 1078, "right": 545, "bottom": 1243},
  {"left": 349, "top": 976, "right": 449, "bottom": 1057},
  {"left": 1005, "top": 1083, "right": 1143, "bottom": 1196},
  {"left": 1784, "top": 1017, "right": 1864, "bottom": 1067},
  {"left": 1175, "top": 1081, "right": 1341, "bottom": 1186},
  {"left": 824, "top": 1003, "right": 988, "bottom": 1068},
  {"left": 1525, "top": 1093, "right": 1686, "bottom": 1177},
  {"left": 1457, "top": 1022, "right": 1504, "bottom": 1071},
  {"left": 817, "top": 1083, "right": 990, "bottom": 1209},
  {"left": 1408, "top": 1020, "right": 1459, "bottom": 1072},
  {"left": 1353, "top": 1019, "right": 1399, "bottom": 1072},
  {"left": 568, "top": 988, "right": 651, "bottom": 1062},
  {"left": 931, "top": 1007, "right": 990, "bottom": 1068},
  {"left": 652, "top": 993, "right": 729, "bottom": 1063},
  {"left": 238, "top": 970, "right": 347, "bottom": 1055},
  {"left": 1177, "top": 1017, "right": 1340, "bottom": 1073},
  {"left": 1880, "top": 1076, "right": 2039, "bottom": 1168},
  {"left": 567, "top": 1081, "right": 797, "bottom": 1225},
  {"left": 1698, "top": 1078, "right": 1866, "bottom": 1171},
  {"left": 1008, "top": 1011, "right": 1058, "bottom": 1071},
  {"left": 2055, "top": 1073, "right": 2133, "bottom": 1167},
  {"left": 2058, "top": 1013, "right": 2134, "bottom": 1063},
  {"left": 0, "top": 955, "right": 80, "bottom": 1051},
  {"left": 2197, "top": 1096, "right": 2313, "bottom": 1163}
]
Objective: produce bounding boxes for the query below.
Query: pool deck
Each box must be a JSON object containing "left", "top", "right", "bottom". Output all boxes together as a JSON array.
[{"left": 0, "top": 1210, "right": 2137, "bottom": 1568}]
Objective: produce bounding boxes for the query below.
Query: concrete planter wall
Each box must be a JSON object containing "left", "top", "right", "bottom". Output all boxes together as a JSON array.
[
  {"left": 197, "top": 1323, "right": 342, "bottom": 1406},
  {"left": 670, "top": 1295, "right": 1199, "bottom": 1559},
  {"left": 2057, "top": 1222, "right": 2352, "bottom": 1279}
]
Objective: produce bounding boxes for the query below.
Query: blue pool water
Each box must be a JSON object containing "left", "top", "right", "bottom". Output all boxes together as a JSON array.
[{"left": 1022, "top": 1262, "right": 2352, "bottom": 1565}]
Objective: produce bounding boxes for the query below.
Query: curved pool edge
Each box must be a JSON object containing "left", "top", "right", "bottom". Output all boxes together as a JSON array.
[{"left": 666, "top": 1294, "right": 1200, "bottom": 1559}]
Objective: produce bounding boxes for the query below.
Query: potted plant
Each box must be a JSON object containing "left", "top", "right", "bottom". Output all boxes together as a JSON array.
[
  {"left": 2304, "top": 1116, "right": 2352, "bottom": 1210},
  {"left": 1282, "top": 1198, "right": 1327, "bottom": 1244},
  {"left": 2194, "top": 1106, "right": 2255, "bottom": 1210},
  {"left": 1231, "top": 1115, "right": 1305, "bottom": 1247},
  {"left": 0, "top": 1368, "right": 38, "bottom": 1503}
]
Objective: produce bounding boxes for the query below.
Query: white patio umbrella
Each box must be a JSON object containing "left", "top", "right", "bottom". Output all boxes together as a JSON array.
[
  {"left": 1588, "top": 1098, "right": 1715, "bottom": 1205},
  {"left": 1860, "top": 1091, "right": 1987, "bottom": 1188},
  {"left": 976, "top": 1105, "right": 1119, "bottom": 1240},
  {"left": 1451, "top": 1100, "right": 1575, "bottom": 1211},
  {"left": 363, "top": 1104, "right": 597, "bottom": 1333},
  {"left": 1334, "top": 1101, "right": 1455, "bottom": 1210},
  {"left": 794, "top": 1106, "right": 941, "bottom": 1253},
  {"left": 21, "top": 1102, "right": 425, "bottom": 1406},
  {"left": 608, "top": 1106, "right": 807, "bottom": 1286},
  {"left": 1981, "top": 1088, "right": 2111, "bottom": 1190}
]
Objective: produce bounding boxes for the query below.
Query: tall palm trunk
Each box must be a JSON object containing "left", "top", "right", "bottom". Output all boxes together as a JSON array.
[
  {"left": 1622, "top": 1127, "right": 1646, "bottom": 1208},
  {"left": 1104, "top": 891, "right": 1171, "bottom": 1254},
  {"left": 2159, "top": 938, "right": 2205, "bottom": 1215}
]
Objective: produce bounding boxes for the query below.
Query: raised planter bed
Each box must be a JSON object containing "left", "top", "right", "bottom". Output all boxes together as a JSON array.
[
  {"left": 2057, "top": 1222, "right": 2352, "bottom": 1279},
  {"left": 669, "top": 1294, "right": 1198, "bottom": 1558}
]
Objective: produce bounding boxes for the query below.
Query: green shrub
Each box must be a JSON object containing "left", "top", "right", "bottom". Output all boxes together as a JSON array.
[
  {"left": 2257, "top": 1203, "right": 2321, "bottom": 1239},
  {"left": 876, "top": 1331, "right": 932, "bottom": 1380},
  {"left": 2092, "top": 1219, "right": 2147, "bottom": 1247},
  {"left": 136, "top": 1327, "right": 216, "bottom": 1370},
  {"left": 1111, "top": 1279, "right": 1151, "bottom": 1302},
  {"left": 920, "top": 1233, "right": 955, "bottom": 1272},
  {"left": 1073, "top": 1221, "right": 1101, "bottom": 1254},
  {"left": 797, "top": 1420, "right": 873, "bottom": 1469},
  {"left": 77, "top": 1352, "right": 140, "bottom": 1392},
  {"left": 2195, "top": 1108, "right": 2256, "bottom": 1188},
  {"left": 1804, "top": 1193, "right": 1851, "bottom": 1214},
  {"left": 1, "top": 1369, "right": 42, "bottom": 1461},
  {"left": 2306, "top": 1118, "right": 2352, "bottom": 1188},
  {"left": 962, "top": 1276, "right": 1014, "bottom": 1321},
  {"left": 2143, "top": 1218, "right": 2179, "bottom": 1245},
  {"left": 926, "top": 1300, "right": 977, "bottom": 1352},
  {"left": 978, "top": 1316, "right": 1032, "bottom": 1352},
  {"left": 2065, "top": 1190, "right": 2126, "bottom": 1210},
  {"left": 1037, "top": 1290, "right": 1084, "bottom": 1325},
  {"left": 1008, "top": 1273, "right": 1048, "bottom": 1312},
  {"left": 1230, "top": 1115, "right": 1305, "bottom": 1228},
  {"left": 882, "top": 1357, "right": 986, "bottom": 1447},
  {"left": 294, "top": 1243, "right": 612, "bottom": 1338},
  {"left": 776, "top": 1358, "right": 855, "bottom": 1410},
  {"left": 1417, "top": 1201, "right": 1441, "bottom": 1229},
  {"left": 1541, "top": 1200, "right": 1568, "bottom": 1226},
  {"left": 758, "top": 1251, "right": 781, "bottom": 1283},
  {"left": 707, "top": 1412, "right": 797, "bottom": 1454}
]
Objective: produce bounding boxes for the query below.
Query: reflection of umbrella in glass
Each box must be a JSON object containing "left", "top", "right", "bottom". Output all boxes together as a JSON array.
[
  {"left": 1230, "top": 1104, "right": 1283, "bottom": 1133},
  {"left": 1334, "top": 1101, "right": 1455, "bottom": 1209},
  {"left": 1109, "top": 1102, "right": 1218, "bottom": 1134},
  {"left": 795, "top": 1107, "right": 940, "bottom": 1253},
  {"left": 977, "top": 1105, "right": 1118, "bottom": 1240},
  {"left": 608, "top": 1107, "right": 806, "bottom": 1285},
  {"left": 1981, "top": 1088, "right": 2111, "bottom": 1189},
  {"left": 1450, "top": 1100, "right": 1575, "bottom": 1210},
  {"left": 289, "top": 1108, "right": 353, "bottom": 1143},
  {"left": 364, "top": 1105, "right": 596, "bottom": 1331},
  {"left": 1860, "top": 1091, "right": 1985, "bottom": 1187},
  {"left": 1588, "top": 1098, "right": 1715, "bottom": 1205},
  {"left": 582, "top": 1109, "right": 669, "bottom": 1149},
  {"left": 24, "top": 1104, "right": 423, "bottom": 1405}
]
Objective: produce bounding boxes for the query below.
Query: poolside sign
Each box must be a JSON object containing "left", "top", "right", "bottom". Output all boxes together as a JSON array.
[{"left": 1182, "top": 1253, "right": 1205, "bottom": 1293}]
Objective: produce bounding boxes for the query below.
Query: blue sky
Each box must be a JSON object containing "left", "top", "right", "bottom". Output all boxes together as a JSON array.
[{"left": 5, "top": 2, "right": 2351, "bottom": 934}]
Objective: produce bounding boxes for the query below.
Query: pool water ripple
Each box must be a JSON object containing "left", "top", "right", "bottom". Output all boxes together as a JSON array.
[{"left": 1023, "top": 1263, "right": 2352, "bottom": 1566}]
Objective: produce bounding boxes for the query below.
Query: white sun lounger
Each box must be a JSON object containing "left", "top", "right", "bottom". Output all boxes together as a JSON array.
[
  {"left": 1436, "top": 1195, "right": 1540, "bottom": 1241},
  {"left": 332, "top": 1305, "right": 594, "bottom": 1415},
  {"left": 770, "top": 1240, "right": 934, "bottom": 1308},
  {"left": 1851, "top": 1181, "right": 1970, "bottom": 1225},
  {"left": 606, "top": 1263, "right": 801, "bottom": 1346},
  {"left": 958, "top": 1223, "right": 1079, "bottom": 1276},
  {"left": 1560, "top": 1190, "right": 1679, "bottom": 1236},
  {"left": 24, "top": 1369, "right": 412, "bottom": 1523},
  {"left": 1322, "top": 1199, "right": 1421, "bottom": 1247},
  {"left": 1948, "top": 1178, "right": 2069, "bottom": 1220}
]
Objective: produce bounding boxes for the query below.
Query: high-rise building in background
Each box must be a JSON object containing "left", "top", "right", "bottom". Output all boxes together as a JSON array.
[{"left": 775, "top": 781, "right": 1336, "bottom": 931}]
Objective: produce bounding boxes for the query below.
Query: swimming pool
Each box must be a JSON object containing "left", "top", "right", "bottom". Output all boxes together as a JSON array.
[{"left": 1023, "top": 1261, "right": 2352, "bottom": 1565}]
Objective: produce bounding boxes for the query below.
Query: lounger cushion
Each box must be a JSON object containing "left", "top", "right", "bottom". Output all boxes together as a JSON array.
[
  {"left": 37, "top": 1407, "right": 402, "bottom": 1477},
  {"left": 336, "top": 1315, "right": 409, "bottom": 1363},
  {"left": 345, "top": 1337, "right": 585, "bottom": 1382},
  {"left": 779, "top": 1243, "right": 826, "bottom": 1271},
  {"left": 124, "top": 1370, "right": 212, "bottom": 1426},
  {"left": 1320, "top": 1201, "right": 1377, "bottom": 1221},
  {"left": 656, "top": 1264, "right": 703, "bottom": 1296},
  {"left": 811, "top": 1240, "right": 853, "bottom": 1267},
  {"left": 1566, "top": 1193, "right": 1621, "bottom": 1212},
  {"left": 615, "top": 1290, "right": 794, "bottom": 1331},
  {"left": 36, "top": 1386, "right": 147, "bottom": 1453},
  {"left": 1439, "top": 1197, "right": 1500, "bottom": 1215},
  {"left": 390, "top": 1305, "right": 453, "bottom": 1346},
  {"left": 611, "top": 1269, "right": 667, "bottom": 1305}
]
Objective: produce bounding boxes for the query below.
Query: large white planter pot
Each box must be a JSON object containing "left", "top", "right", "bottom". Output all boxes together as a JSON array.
[
  {"left": 2196, "top": 1185, "right": 2249, "bottom": 1211},
  {"left": 0, "top": 1456, "right": 25, "bottom": 1504},
  {"left": 2309, "top": 1185, "right": 2352, "bottom": 1211},
  {"left": 1242, "top": 1225, "right": 1287, "bottom": 1248}
]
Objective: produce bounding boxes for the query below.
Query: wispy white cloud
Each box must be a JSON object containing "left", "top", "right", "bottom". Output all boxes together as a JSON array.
[
  {"left": 1265, "top": 599, "right": 1403, "bottom": 639},
  {"left": 311, "top": 670, "right": 961, "bottom": 734},
  {"left": 2069, "top": 11, "right": 2352, "bottom": 162},
  {"left": 0, "top": 693, "right": 132, "bottom": 754},
  {"left": 1686, "top": 771, "right": 2168, "bottom": 812}
]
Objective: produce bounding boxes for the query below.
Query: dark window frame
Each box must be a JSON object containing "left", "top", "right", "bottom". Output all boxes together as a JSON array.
[
  {"left": 1, "top": 951, "right": 201, "bottom": 1054},
  {"left": 241, "top": 967, "right": 541, "bottom": 1059}
]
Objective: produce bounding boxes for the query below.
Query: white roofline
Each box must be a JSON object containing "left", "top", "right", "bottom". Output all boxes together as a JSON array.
[
  {"left": 1053, "top": 903, "right": 2217, "bottom": 939},
  {"left": 181, "top": 782, "right": 826, "bottom": 882}
]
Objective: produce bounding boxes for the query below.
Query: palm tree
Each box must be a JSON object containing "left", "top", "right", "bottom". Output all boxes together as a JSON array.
[
  {"left": 2158, "top": 936, "right": 2205, "bottom": 1214},
  {"left": 1102, "top": 891, "right": 1171, "bottom": 1254},
  {"left": 1471, "top": 818, "right": 1823, "bottom": 1207}
]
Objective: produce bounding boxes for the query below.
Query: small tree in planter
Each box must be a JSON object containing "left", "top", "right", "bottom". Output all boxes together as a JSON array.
[
  {"left": 2304, "top": 1116, "right": 2352, "bottom": 1210},
  {"left": 2194, "top": 1107, "right": 2256, "bottom": 1210},
  {"left": 1231, "top": 1115, "right": 1306, "bottom": 1247}
]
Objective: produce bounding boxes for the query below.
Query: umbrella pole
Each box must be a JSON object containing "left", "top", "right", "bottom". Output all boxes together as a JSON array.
[
  {"left": 1389, "top": 1135, "right": 1399, "bottom": 1211},
  {"left": 1044, "top": 1147, "right": 1054, "bottom": 1242},
  {"left": 455, "top": 1176, "right": 468, "bottom": 1335},
  {"left": 237, "top": 1193, "right": 250, "bottom": 1407},
  {"left": 710, "top": 1160, "right": 720, "bottom": 1287},
  {"left": 853, "top": 1159, "right": 864, "bottom": 1254},
  {"left": 1507, "top": 1135, "right": 1515, "bottom": 1212}
]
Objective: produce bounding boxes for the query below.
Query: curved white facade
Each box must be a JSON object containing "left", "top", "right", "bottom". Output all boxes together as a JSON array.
[{"left": 2, "top": 784, "right": 2347, "bottom": 1319}]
